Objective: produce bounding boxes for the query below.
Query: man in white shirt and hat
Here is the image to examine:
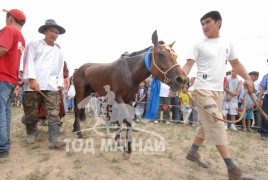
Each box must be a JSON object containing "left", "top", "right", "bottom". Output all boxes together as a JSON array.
[{"left": 22, "top": 19, "right": 66, "bottom": 149}]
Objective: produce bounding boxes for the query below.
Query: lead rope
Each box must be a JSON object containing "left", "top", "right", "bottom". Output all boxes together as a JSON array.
[
  {"left": 248, "top": 93, "right": 268, "bottom": 120},
  {"left": 188, "top": 91, "right": 268, "bottom": 123}
]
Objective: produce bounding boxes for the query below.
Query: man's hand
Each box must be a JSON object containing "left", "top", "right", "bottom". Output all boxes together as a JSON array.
[
  {"left": 258, "top": 99, "right": 263, "bottom": 106},
  {"left": 243, "top": 79, "right": 254, "bottom": 94},
  {"left": 29, "top": 79, "right": 39, "bottom": 91}
]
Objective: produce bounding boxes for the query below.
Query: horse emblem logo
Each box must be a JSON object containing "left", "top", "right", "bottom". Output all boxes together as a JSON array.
[{"left": 77, "top": 85, "right": 134, "bottom": 137}]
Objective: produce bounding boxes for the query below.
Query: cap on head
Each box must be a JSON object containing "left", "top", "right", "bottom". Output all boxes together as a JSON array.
[
  {"left": 2, "top": 9, "right": 26, "bottom": 25},
  {"left": 38, "top": 19, "right": 66, "bottom": 35}
]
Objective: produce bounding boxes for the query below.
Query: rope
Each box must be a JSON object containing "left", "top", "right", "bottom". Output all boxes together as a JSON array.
[
  {"left": 248, "top": 93, "right": 268, "bottom": 120},
  {"left": 188, "top": 91, "right": 268, "bottom": 123},
  {"left": 95, "top": 91, "right": 268, "bottom": 123}
]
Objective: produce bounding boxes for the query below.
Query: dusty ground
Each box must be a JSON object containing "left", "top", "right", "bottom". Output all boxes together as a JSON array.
[{"left": 1, "top": 107, "right": 268, "bottom": 180}]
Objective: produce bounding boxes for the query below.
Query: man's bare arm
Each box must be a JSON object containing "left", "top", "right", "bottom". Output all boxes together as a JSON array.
[{"left": 182, "top": 59, "right": 195, "bottom": 77}]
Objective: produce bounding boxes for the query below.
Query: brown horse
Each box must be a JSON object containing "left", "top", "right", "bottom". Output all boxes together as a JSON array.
[{"left": 73, "top": 30, "right": 187, "bottom": 158}]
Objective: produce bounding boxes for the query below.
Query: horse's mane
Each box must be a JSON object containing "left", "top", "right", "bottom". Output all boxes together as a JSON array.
[
  {"left": 123, "top": 42, "right": 165, "bottom": 58},
  {"left": 118, "top": 46, "right": 152, "bottom": 61},
  {"left": 128, "top": 46, "right": 152, "bottom": 57}
]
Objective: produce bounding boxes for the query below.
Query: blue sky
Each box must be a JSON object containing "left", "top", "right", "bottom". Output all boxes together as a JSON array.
[{"left": 1, "top": 0, "right": 268, "bottom": 79}]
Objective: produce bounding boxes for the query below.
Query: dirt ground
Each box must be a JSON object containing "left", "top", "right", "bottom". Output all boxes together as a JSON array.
[{"left": 1, "top": 107, "right": 268, "bottom": 180}]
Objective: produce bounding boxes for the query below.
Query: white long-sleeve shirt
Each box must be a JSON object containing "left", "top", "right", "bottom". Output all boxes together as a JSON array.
[{"left": 23, "top": 39, "right": 64, "bottom": 91}]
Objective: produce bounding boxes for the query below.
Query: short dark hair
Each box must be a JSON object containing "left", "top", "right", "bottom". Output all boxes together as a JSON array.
[
  {"left": 249, "top": 71, "right": 259, "bottom": 77},
  {"left": 201, "top": 11, "right": 222, "bottom": 25},
  {"left": 226, "top": 70, "right": 231, "bottom": 76}
]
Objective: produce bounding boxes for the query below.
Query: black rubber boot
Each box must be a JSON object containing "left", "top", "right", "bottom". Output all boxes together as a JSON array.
[
  {"left": 48, "top": 124, "right": 66, "bottom": 149},
  {"left": 25, "top": 121, "right": 37, "bottom": 144}
]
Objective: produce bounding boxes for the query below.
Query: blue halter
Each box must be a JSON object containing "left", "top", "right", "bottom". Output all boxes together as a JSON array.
[{"left": 144, "top": 47, "right": 161, "bottom": 120}]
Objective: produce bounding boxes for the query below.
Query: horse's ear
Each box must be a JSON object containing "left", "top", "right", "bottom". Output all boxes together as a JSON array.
[
  {"left": 169, "top": 41, "right": 176, "bottom": 48},
  {"left": 152, "top": 30, "right": 159, "bottom": 47}
]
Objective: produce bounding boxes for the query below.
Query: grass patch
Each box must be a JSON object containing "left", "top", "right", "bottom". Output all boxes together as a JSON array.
[
  {"left": 111, "top": 156, "right": 120, "bottom": 163},
  {"left": 73, "top": 159, "right": 83, "bottom": 169},
  {"left": 255, "top": 163, "right": 266, "bottom": 171},
  {"left": 39, "top": 153, "right": 50, "bottom": 162},
  {"left": 166, "top": 151, "right": 177, "bottom": 160},
  {"left": 110, "top": 165, "right": 126, "bottom": 175},
  {"left": 25, "top": 166, "right": 53, "bottom": 180}
]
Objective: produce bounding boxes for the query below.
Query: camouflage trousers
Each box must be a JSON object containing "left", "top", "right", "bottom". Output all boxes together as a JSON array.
[{"left": 22, "top": 91, "right": 61, "bottom": 125}]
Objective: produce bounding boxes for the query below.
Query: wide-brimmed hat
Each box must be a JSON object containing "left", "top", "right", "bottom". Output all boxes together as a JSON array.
[
  {"left": 38, "top": 19, "right": 65, "bottom": 35},
  {"left": 2, "top": 9, "right": 26, "bottom": 25}
]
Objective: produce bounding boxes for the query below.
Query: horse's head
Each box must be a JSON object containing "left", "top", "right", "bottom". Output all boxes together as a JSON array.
[{"left": 150, "top": 30, "right": 187, "bottom": 91}]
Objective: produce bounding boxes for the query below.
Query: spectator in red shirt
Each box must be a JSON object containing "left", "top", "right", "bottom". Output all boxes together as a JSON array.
[{"left": 0, "top": 9, "right": 26, "bottom": 158}]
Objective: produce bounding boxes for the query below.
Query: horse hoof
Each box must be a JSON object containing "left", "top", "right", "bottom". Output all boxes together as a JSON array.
[
  {"left": 78, "top": 135, "right": 83, "bottom": 139},
  {"left": 123, "top": 152, "right": 131, "bottom": 160},
  {"left": 77, "top": 134, "right": 84, "bottom": 139}
]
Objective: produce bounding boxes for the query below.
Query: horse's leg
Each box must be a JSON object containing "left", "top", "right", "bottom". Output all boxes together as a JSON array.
[
  {"left": 115, "top": 101, "right": 133, "bottom": 159},
  {"left": 80, "top": 87, "right": 92, "bottom": 121},
  {"left": 73, "top": 84, "right": 89, "bottom": 138},
  {"left": 73, "top": 95, "right": 83, "bottom": 138},
  {"left": 114, "top": 121, "right": 123, "bottom": 148},
  {"left": 123, "top": 119, "right": 132, "bottom": 159}
]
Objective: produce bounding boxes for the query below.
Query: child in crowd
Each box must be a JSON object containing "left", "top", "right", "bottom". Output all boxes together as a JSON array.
[
  {"left": 240, "top": 90, "right": 258, "bottom": 132},
  {"left": 135, "top": 81, "right": 148, "bottom": 122},
  {"left": 67, "top": 79, "right": 76, "bottom": 113},
  {"left": 179, "top": 86, "right": 192, "bottom": 125}
]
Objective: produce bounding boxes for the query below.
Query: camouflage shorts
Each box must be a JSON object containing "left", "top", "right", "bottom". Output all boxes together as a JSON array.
[{"left": 22, "top": 91, "right": 61, "bottom": 125}]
